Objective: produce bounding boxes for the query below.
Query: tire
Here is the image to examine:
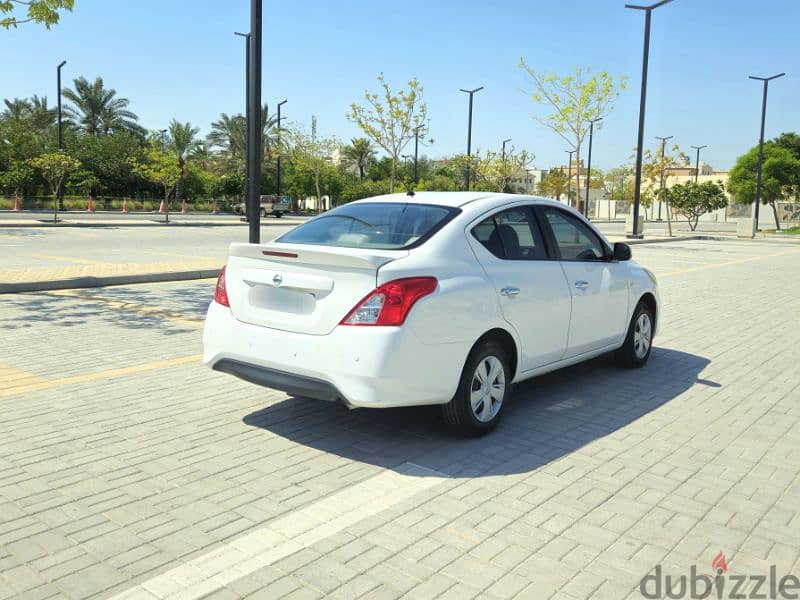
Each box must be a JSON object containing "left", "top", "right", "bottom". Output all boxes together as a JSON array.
[
  {"left": 442, "top": 340, "right": 510, "bottom": 436},
  {"left": 274, "top": 212, "right": 283, "bottom": 218},
  {"left": 615, "top": 301, "right": 654, "bottom": 368}
]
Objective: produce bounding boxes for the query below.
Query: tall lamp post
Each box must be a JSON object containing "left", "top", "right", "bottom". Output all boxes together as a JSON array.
[
  {"left": 655, "top": 135, "right": 672, "bottom": 220},
  {"left": 276, "top": 99, "right": 287, "bottom": 202},
  {"left": 413, "top": 124, "right": 423, "bottom": 185},
  {"left": 690, "top": 144, "right": 707, "bottom": 183},
  {"left": 748, "top": 73, "right": 785, "bottom": 237},
  {"left": 246, "top": 0, "right": 263, "bottom": 244},
  {"left": 565, "top": 149, "right": 576, "bottom": 205},
  {"left": 459, "top": 86, "right": 483, "bottom": 191},
  {"left": 56, "top": 60, "right": 67, "bottom": 214},
  {"left": 584, "top": 117, "right": 602, "bottom": 218},
  {"left": 234, "top": 31, "right": 251, "bottom": 223},
  {"left": 501, "top": 138, "right": 512, "bottom": 193},
  {"left": 625, "top": 0, "right": 673, "bottom": 238}
]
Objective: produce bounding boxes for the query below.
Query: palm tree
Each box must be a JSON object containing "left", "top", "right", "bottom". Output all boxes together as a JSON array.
[
  {"left": 27, "top": 95, "right": 56, "bottom": 131},
  {"left": 2, "top": 98, "right": 31, "bottom": 122},
  {"left": 343, "top": 137, "right": 377, "bottom": 180},
  {"left": 208, "top": 105, "right": 278, "bottom": 170},
  {"left": 208, "top": 112, "right": 246, "bottom": 160},
  {"left": 168, "top": 119, "right": 199, "bottom": 201},
  {"left": 63, "top": 76, "right": 144, "bottom": 137}
]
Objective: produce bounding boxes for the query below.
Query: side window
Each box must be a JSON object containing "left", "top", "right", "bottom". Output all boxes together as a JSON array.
[
  {"left": 471, "top": 207, "right": 546, "bottom": 260},
  {"left": 543, "top": 208, "right": 607, "bottom": 261}
]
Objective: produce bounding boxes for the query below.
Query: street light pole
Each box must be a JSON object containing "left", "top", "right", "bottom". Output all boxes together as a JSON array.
[
  {"left": 655, "top": 135, "right": 673, "bottom": 220},
  {"left": 690, "top": 144, "right": 707, "bottom": 184},
  {"left": 460, "top": 86, "right": 483, "bottom": 191},
  {"left": 584, "top": 118, "right": 602, "bottom": 218},
  {"left": 234, "top": 31, "right": 251, "bottom": 223},
  {"left": 565, "top": 149, "right": 576, "bottom": 204},
  {"left": 56, "top": 60, "right": 67, "bottom": 216},
  {"left": 501, "top": 138, "right": 512, "bottom": 193},
  {"left": 748, "top": 73, "right": 785, "bottom": 237},
  {"left": 276, "top": 98, "right": 287, "bottom": 202},
  {"left": 413, "top": 124, "right": 423, "bottom": 185},
  {"left": 625, "top": 0, "right": 673, "bottom": 238},
  {"left": 246, "top": 0, "right": 263, "bottom": 244}
]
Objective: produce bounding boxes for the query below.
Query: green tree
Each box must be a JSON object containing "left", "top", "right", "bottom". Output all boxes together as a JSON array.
[
  {"left": 0, "top": 160, "right": 35, "bottom": 205},
  {"left": 728, "top": 143, "right": 800, "bottom": 230},
  {"left": 131, "top": 141, "right": 180, "bottom": 221},
  {"left": 1, "top": 0, "right": 74, "bottom": 28},
  {"left": 347, "top": 74, "right": 428, "bottom": 193},
  {"left": 68, "top": 130, "right": 143, "bottom": 200},
  {"left": 168, "top": 119, "right": 199, "bottom": 201},
  {"left": 284, "top": 128, "right": 341, "bottom": 211},
  {"left": 342, "top": 137, "right": 376, "bottom": 181},
  {"left": 29, "top": 151, "right": 80, "bottom": 217},
  {"left": 63, "top": 76, "right": 144, "bottom": 137},
  {"left": 538, "top": 168, "right": 568, "bottom": 200},
  {"left": 666, "top": 181, "right": 728, "bottom": 231},
  {"left": 519, "top": 63, "right": 626, "bottom": 209}
]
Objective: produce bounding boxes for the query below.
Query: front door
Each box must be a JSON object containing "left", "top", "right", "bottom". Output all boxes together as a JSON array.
[
  {"left": 468, "top": 205, "right": 573, "bottom": 372},
  {"left": 538, "top": 206, "right": 629, "bottom": 357}
]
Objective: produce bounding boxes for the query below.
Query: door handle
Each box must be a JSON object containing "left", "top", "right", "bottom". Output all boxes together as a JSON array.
[
  {"left": 574, "top": 280, "right": 589, "bottom": 289},
  {"left": 500, "top": 287, "right": 520, "bottom": 297}
]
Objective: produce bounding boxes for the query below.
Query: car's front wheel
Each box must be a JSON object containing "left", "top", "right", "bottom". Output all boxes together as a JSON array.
[
  {"left": 442, "top": 340, "right": 510, "bottom": 436},
  {"left": 615, "top": 301, "right": 654, "bottom": 368}
]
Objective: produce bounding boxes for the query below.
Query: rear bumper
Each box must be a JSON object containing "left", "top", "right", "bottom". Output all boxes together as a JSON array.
[
  {"left": 202, "top": 301, "right": 467, "bottom": 408},
  {"left": 212, "top": 359, "right": 344, "bottom": 404}
]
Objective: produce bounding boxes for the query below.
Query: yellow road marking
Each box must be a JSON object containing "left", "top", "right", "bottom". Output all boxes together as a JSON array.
[
  {"left": 659, "top": 248, "right": 800, "bottom": 278},
  {"left": 49, "top": 290, "right": 205, "bottom": 329},
  {"left": 29, "top": 253, "right": 108, "bottom": 266},
  {"left": 0, "top": 354, "right": 202, "bottom": 399},
  {"left": 0, "top": 364, "right": 47, "bottom": 391}
]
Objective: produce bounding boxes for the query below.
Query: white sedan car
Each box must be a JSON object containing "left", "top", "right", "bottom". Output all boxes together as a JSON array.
[{"left": 203, "top": 192, "right": 659, "bottom": 436}]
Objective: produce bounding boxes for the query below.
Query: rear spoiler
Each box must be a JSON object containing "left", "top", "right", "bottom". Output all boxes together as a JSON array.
[{"left": 228, "top": 243, "right": 408, "bottom": 270}]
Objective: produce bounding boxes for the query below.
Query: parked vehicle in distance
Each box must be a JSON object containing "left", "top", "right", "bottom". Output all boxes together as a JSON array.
[
  {"left": 235, "top": 195, "right": 290, "bottom": 218},
  {"left": 203, "top": 192, "right": 660, "bottom": 436}
]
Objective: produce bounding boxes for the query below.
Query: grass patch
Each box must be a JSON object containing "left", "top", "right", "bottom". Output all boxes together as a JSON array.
[{"left": 781, "top": 226, "right": 800, "bottom": 235}]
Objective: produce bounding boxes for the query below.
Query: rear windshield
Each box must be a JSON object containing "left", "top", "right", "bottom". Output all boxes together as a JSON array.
[{"left": 277, "top": 202, "right": 460, "bottom": 250}]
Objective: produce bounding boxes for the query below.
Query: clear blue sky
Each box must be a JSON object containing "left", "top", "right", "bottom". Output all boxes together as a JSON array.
[{"left": 1, "top": 0, "right": 798, "bottom": 171}]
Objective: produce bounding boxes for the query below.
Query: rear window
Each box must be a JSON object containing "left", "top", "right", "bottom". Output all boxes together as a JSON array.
[{"left": 277, "top": 202, "right": 460, "bottom": 250}]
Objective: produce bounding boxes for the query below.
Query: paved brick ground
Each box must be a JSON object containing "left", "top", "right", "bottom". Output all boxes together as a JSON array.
[{"left": 1, "top": 238, "right": 799, "bottom": 599}]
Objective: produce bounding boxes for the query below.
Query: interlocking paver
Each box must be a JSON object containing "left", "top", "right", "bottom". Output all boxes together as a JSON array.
[{"left": 1, "top": 238, "right": 799, "bottom": 598}]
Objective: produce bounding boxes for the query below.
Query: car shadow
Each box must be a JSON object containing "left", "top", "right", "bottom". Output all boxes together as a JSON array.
[{"left": 242, "top": 347, "right": 713, "bottom": 478}]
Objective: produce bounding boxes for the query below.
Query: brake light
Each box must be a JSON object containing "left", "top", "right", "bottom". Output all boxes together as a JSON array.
[
  {"left": 341, "top": 277, "right": 437, "bottom": 326},
  {"left": 214, "top": 266, "right": 230, "bottom": 307}
]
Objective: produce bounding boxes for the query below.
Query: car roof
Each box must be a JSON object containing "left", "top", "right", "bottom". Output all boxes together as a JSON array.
[{"left": 350, "top": 191, "right": 568, "bottom": 210}]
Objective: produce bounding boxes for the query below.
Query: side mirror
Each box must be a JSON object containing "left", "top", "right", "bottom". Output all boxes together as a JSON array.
[{"left": 613, "top": 242, "right": 632, "bottom": 261}]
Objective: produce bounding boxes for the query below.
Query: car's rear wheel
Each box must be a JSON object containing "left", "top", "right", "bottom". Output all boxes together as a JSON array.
[
  {"left": 615, "top": 301, "right": 654, "bottom": 368},
  {"left": 442, "top": 340, "right": 509, "bottom": 436}
]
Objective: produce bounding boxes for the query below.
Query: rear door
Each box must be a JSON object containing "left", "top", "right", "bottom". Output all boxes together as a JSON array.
[
  {"left": 537, "top": 206, "right": 629, "bottom": 356},
  {"left": 468, "top": 205, "right": 572, "bottom": 372}
]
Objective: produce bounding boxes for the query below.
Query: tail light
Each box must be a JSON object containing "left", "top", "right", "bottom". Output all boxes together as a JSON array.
[
  {"left": 214, "top": 266, "right": 230, "bottom": 307},
  {"left": 340, "top": 277, "right": 437, "bottom": 326}
]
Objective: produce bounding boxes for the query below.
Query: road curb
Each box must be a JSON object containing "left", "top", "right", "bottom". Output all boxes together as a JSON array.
[
  {"left": 0, "top": 269, "right": 221, "bottom": 294},
  {"left": 622, "top": 235, "right": 731, "bottom": 245}
]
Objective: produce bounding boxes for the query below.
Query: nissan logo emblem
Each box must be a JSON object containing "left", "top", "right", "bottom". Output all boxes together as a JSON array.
[{"left": 272, "top": 274, "right": 283, "bottom": 287}]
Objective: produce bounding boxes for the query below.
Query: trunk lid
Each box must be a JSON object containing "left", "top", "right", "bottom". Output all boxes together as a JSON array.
[{"left": 225, "top": 242, "right": 407, "bottom": 335}]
